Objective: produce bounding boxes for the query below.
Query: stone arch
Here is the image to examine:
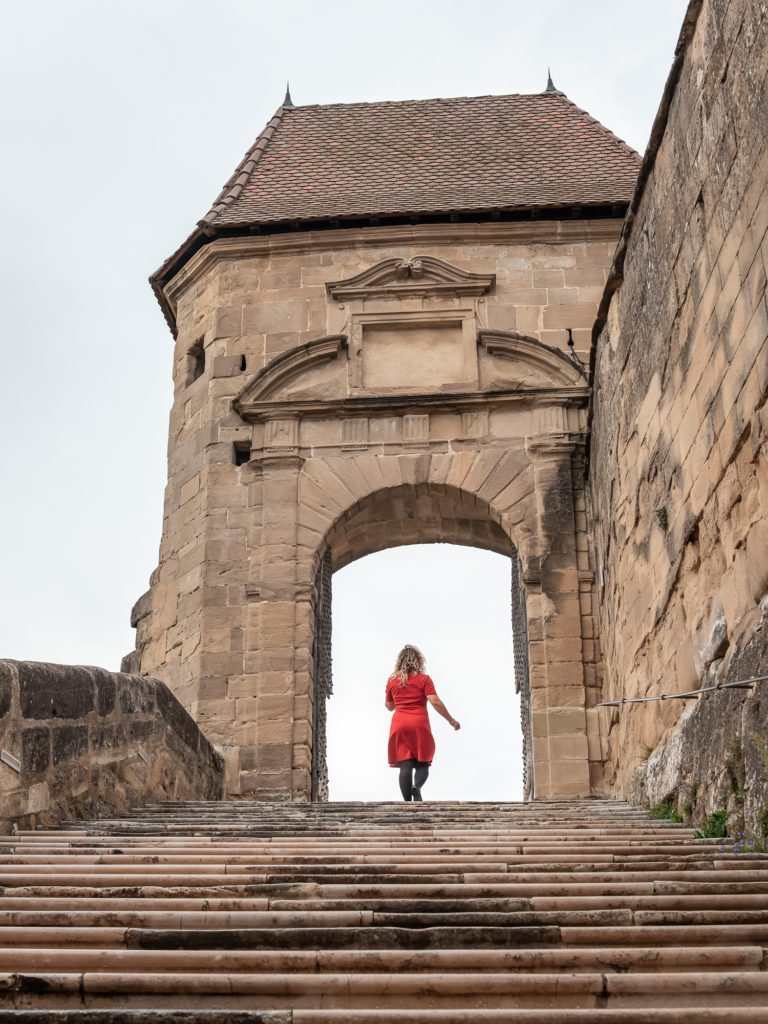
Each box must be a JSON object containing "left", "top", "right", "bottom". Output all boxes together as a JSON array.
[
  {"left": 252, "top": 435, "right": 598, "bottom": 803},
  {"left": 325, "top": 482, "right": 515, "bottom": 570},
  {"left": 296, "top": 449, "right": 539, "bottom": 586},
  {"left": 309, "top": 479, "right": 533, "bottom": 802},
  {"left": 137, "top": 227, "right": 609, "bottom": 805}
]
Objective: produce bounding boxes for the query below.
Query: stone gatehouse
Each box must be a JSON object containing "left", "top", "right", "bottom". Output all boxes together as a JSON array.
[
  {"left": 0, "top": 0, "right": 759, "bottom": 824},
  {"left": 127, "top": 88, "right": 639, "bottom": 801}
]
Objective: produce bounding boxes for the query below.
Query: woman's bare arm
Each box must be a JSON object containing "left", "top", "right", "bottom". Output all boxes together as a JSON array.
[{"left": 427, "top": 693, "right": 460, "bottom": 730}]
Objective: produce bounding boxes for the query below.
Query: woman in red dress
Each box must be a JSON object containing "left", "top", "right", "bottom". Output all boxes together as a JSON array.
[{"left": 385, "top": 645, "right": 461, "bottom": 801}]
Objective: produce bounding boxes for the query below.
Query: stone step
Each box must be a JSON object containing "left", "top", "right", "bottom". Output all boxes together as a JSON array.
[
  {"left": 3, "top": 906, "right": 768, "bottom": 929},
  {"left": 0, "top": 844, "right": 739, "bottom": 858},
  {"left": 1, "top": 862, "right": 759, "bottom": 880},
  {"left": 0, "top": 848, "right": 728, "bottom": 863},
  {"left": 0, "top": 1009, "right": 765, "bottom": 1024},
  {"left": 0, "top": 846, "right": 712, "bottom": 859},
  {"left": 3, "top": 799, "right": 766, "bottom": 1017},
  {"left": 0, "top": 877, "right": 760, "bottom": 898},
  {"left": 562, "top": 924, "right": 768, "bottom": 946},
  {"left": 1, "top": 969, "right": 768, "bottom": 1011},
  {"left": 22, "top": 831, "right": 692, "bottom": 843},
  {"left": 40, "top": 823, "right": 678, "bottom": 832},
  {"left": 0, "top": 908, "right": 636, "bottom": 927},
  {"left": 2, "top": 922, "right": 766, "bottom": 950},
  {"left": 0, "top": 891, "right": 765, "bottom": 912},
  {"left": 0, "top": 865, "right": 748, "bottom": 885},
  {"left": 7, "top": 881, "right": 768, "bottom": 902},
  {"left": 0, "top": 944, "right": 763, "bottom": 972},
  {"left": 24, "top": 806, "right": 671, "bottom": 812},
  {"left": 44, "top": 823, "right": 678, "bottom": 833},
  {"left": 8, "top": 881, "right": 768, "bottom": 901},
  {"left": 92, "top": 800, "right": 651, "bottom": 812},
  {"left": 0, "top": 926, "right": 565, "bottom": 950},
  {"left": 0, "top": 830, "right": 702, "bottom": 841},
  {"left": 0, "top": 845, "right": 741, "bottom": 854},
  {"left": 0, "top": 846, "right": 733, "bottom": 859},
  {"left": 4, "top": 873, "right": 756, "bottom": 890}
]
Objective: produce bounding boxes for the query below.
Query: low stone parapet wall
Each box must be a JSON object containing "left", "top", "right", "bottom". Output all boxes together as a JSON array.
[{"left": 0, "top": 660, "right": 224, "bottom": 831}]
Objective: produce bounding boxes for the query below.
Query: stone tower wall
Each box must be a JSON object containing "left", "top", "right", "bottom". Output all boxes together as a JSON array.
[
  {"left": 590, "top": 0, "right": 768, "bottom": 803},
  {"left": 133, "top": 222, "right": 619, "bottom": 799}
]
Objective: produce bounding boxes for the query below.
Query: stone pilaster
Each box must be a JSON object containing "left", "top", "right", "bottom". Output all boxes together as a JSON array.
[
  {"left": 242, "top": 451, "right": 305, "bottom": 800},
  {"left": 311, "top": 548, "right": 333, "bottom": 802},
  {"left": 525, "top": 435, "right": 590, "bottom": 798}
]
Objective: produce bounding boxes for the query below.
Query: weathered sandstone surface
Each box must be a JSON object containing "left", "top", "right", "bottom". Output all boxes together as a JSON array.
[
  {"left": 631, "top": 603, "right": 768, "bottom": 834},
  {"left": 0, "top": 660, "right": 223, "bottom": 831},
  {"left": 131, "top": 227, "right": 618, "bottom": 801},
  {"left": 590, "top": 0, "right": 768, "bottom": 811}
]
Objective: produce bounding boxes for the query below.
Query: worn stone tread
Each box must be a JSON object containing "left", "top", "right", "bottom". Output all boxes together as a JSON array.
[
  {"left": 0, "top": 1011, "right": 766, "bottom": 1024},
  {"left": 2, "top": 800, "right": 767, "bottom": 1014},
  {"left": 0, "top": 945, "right": 762, "bottom": 973}
]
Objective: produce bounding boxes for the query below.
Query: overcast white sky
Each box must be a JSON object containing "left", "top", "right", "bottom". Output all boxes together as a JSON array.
[{"left": 0, "top": 0, "right": 689, "bottom": 802}]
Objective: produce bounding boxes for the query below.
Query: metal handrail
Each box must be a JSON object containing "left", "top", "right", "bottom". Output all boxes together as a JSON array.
[{"left": 596, "top": 673, "right": 768, "bottom": 707}]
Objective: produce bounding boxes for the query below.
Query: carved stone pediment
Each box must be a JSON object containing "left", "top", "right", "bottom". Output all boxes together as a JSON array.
[
  {"left": 235, "top": 335, "right": 348, "bottom": 416},
  {"left": 326, "top": 256, "right": 495, "bottom": 301},
  {"left": 478, "top": 330, "right": 587, "bottom": 389}
]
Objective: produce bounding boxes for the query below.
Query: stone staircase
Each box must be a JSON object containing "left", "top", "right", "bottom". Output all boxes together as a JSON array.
[{"left": 0, "top": 799, "right": 767, "bottom": 1023}]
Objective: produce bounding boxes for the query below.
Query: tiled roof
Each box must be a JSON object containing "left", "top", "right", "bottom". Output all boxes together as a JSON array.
[
  {"left": 151, "top": 90, "right": 640, "bottom": 334},
  {"left": 203, "top": 91, "right": 641, "bottom": 227}
]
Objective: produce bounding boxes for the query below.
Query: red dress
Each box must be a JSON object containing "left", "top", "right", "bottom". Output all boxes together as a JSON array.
[{"left": 386, "top": 672, "right": 437, "bottom": 766}]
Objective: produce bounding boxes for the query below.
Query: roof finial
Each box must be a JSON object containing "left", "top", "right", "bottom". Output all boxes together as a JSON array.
[
  {"left": 544, "top": 68, "right": 557, "bottom": 94},
  {"left": 283, "top": 82, "right": 295, "bottom": 109}
]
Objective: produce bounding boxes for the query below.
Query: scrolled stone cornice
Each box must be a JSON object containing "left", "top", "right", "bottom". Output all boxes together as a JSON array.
[{"left": 325, "top": 255, "right": 495, "bottom": 301}]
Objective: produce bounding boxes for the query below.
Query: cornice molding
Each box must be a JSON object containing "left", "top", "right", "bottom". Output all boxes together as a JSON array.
[
  {"left": 253, "top": 453, "right": 306, "bottom": 472},
  {"left": 237, "top": 387, "right": 589, "bottom": 424},
  {"left": 525, "top": 432, "right": 585, "bottom": 458},
  {"left": 161, "top": 219, "right": 624, "bottom": 316}
]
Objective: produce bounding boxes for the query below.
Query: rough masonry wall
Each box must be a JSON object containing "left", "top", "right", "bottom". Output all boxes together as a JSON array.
[
  {"left": 590, "top": 0, "right": 768, "bottom": 816},
  {"left": 0, "top": 660, "right": 224, "bottom": 831}
]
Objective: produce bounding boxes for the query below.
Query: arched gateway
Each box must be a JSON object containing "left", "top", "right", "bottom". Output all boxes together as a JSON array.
[{"left": 128, "top": 88, "right": 640, "bottom": 801}]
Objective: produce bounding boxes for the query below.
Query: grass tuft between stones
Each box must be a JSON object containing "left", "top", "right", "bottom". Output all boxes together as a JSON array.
[{"left": 649, "top": 800, "right": 683, "bottom": 822}]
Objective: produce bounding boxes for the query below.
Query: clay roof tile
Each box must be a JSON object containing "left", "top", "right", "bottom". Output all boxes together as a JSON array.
[
  {"left": 202, "top": 91, "right": 640, "bottom": 229},
  {"left": 151, "top": 90, "right": 640, "bottom": 334}
]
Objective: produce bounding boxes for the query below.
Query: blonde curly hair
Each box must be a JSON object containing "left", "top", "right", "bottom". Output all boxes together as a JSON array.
[{"left": 391, "top": 645, "right": 426, "bottom": 686}]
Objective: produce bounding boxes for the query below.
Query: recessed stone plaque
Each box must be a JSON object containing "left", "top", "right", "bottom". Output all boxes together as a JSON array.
[{"left": 362, "top": 322, "right": 468, "bottom": 390}]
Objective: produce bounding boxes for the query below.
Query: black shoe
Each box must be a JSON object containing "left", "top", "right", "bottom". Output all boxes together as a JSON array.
[{"left": 412, "top": 787, "right": 423, "bottom": 801}]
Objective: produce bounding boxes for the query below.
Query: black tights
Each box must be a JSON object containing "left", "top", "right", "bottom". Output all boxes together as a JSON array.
[{"left": 398, "top": 759, "right": 430, "bottom": 801}]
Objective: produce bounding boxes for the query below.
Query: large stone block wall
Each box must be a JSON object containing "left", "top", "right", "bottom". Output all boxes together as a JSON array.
[
  {"left": 0, "top": 660, "right": 224, "bottom": 831},
  {"left": 635, "top": 611, "right": 768, "bottom": 835},
  {"left": 132, "top": 220, "right": 620, "bottom": 799},
  {"left": 590, "top": 0, "right": 768, "bottom": 802}
]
